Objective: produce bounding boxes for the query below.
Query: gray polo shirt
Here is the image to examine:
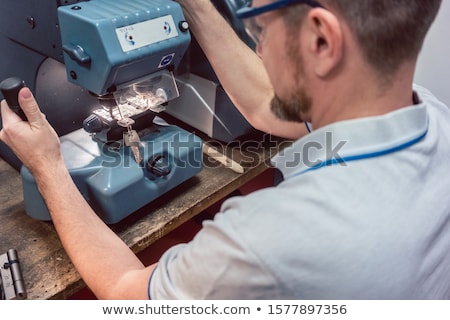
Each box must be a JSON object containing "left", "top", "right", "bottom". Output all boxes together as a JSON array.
[{"left": 149, "top": 85, "right": 450, "bottom": 299}]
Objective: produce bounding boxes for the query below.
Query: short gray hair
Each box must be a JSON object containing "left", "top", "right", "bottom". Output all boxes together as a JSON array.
[
  {"left": 319, "top": 0, "right": 442, "bottom": 75},
  {"left": 281, "top": 0, "right": 442, "bottom": 79}
]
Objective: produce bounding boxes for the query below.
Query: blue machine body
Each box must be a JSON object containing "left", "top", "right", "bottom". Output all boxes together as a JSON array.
[
  {"left": 21, "top": 125, "right": 202, "bottom": 224},
  {"left": 58, "top": 0, "right": 190, "bottom": 95}
]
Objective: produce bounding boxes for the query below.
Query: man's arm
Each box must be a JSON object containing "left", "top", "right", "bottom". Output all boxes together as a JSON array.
[
  {"left": 0, "top": 89, "right": 155, "bottom": 299},
  {"left": 176, "top": 0, "right": 307, "bottom": 139}
]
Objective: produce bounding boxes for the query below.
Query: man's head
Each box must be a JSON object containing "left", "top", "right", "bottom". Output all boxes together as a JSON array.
[
  {"left": 238, "top": 0, "right": 442, "bottom": 125},
  {"left": 311, "top": 0, "right": 442, "bottom": 79}
]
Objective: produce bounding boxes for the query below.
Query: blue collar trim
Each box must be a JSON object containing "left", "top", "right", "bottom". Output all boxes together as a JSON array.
[
  {"left": 272, "top": 102, "right": 429, "bottom": 180},
  {"left": 290, "top": 126, "right": 428, "bottom": 178}
]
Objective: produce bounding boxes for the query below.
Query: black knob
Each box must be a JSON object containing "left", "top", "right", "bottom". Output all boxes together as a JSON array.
[
  {"left": 147, "top": 155, "right": 172, "bottom": 177},
  {"left": 179, "top": 20, "right": 189, "bottom": 32},
  {"left": 83, "top": 114, "right": 104, "bottom": 133},
  {"left": 0, "top": 77, "right": 27, "bottom": 120}
]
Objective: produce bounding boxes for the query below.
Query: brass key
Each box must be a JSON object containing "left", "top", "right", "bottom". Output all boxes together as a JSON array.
[{"left": 124, "top": 128, "right": 142, "bottom": 164}]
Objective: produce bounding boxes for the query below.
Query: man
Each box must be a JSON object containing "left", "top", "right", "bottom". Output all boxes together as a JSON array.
[{"left": 1, "top": 0, "right": 449, "bottom": 299}]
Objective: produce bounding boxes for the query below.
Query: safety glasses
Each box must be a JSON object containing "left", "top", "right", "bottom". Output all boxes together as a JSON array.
[{"left": 236, "top": 0, "right": 324, "bottom": 45}]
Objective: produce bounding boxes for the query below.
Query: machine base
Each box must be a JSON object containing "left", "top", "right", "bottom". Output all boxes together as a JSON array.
[{"left": 21, "top": 125, "right": 203, "bottom": 224}]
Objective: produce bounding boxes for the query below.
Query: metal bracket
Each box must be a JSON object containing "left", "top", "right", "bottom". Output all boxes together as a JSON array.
[{"left": 0, "top": 249, "right": 27, "bottom": 300}]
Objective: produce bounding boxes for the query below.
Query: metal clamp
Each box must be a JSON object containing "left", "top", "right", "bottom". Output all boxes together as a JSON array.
[{"left": 0, "top": 249, "right": 27, "bottom": 300}]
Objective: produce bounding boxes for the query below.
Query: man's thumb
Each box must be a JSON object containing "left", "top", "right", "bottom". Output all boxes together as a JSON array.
[{"left": 18, "top": 87, "right": 44, "bottom": 123}]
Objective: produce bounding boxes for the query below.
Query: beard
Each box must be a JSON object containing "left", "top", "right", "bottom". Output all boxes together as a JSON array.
[
  {"left": 270, "top": 25, "right": 312, "bottom": 123},
  {"left": 270, "top": 88, "right": 312, "bottom": 123}
]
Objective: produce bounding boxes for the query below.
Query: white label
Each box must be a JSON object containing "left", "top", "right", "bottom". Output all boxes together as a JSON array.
[{"left": 116, "top": 15, "right": 179, "bottom": 52}]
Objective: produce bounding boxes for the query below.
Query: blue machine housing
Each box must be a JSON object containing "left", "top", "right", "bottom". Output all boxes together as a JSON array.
[
  {"left": 58, "top": 0, "right": 191, "bottom": 95},
  {"left": 16, "top": 0, "right": 203, "bottom": 224},
  {"left": 21, "top": 125, "right": 203, "bottom": 224}
]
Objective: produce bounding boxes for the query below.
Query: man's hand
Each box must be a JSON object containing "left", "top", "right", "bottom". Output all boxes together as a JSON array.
[{"left": 0, "top": 88, "right": 62, "bottom": 174}]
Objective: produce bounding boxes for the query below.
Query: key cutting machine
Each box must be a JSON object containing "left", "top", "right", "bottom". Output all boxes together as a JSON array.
[
  {"left": 0, "top": 0, "right": 259, "bottom": 224},
  {"left": 0, "top": 0, "right": 206, "bottom": 224}
]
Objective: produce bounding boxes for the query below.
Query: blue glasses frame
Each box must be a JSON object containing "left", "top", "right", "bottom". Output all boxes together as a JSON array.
[{"left": 236, "top": 0, "right": 324, "bottom": 19}]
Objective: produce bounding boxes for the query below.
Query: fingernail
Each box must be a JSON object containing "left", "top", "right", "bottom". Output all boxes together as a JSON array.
[{"left": 21, "top": 88, "right": 32, "bottom": 99}]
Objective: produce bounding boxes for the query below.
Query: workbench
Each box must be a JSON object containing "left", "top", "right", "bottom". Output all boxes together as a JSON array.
[{"left": 0, "top": 134, "right": 287, "bottom": 299}]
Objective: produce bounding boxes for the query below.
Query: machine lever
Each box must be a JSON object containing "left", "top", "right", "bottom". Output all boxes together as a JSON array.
[
  {"left": 0, "top": 77, "right": 28, "bottom": 121},
  {"left": 62, "top": 44, "right": 91, "bottom": 66}
]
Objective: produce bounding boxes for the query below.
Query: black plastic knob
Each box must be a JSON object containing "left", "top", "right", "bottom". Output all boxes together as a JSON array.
[
  {"left": 0, "top": 77, "right": 27, "bottom": 120},
  {"left": 83, "top": 114, "right": 104, "bottom": 133},
  {"left": 147, "top": 155, "right": 172, "bottom": 177}
]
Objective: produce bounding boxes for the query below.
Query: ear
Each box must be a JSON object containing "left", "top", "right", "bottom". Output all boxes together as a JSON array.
[{"left": 303, "top": 9, "right": 343, "bottom": 77}]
